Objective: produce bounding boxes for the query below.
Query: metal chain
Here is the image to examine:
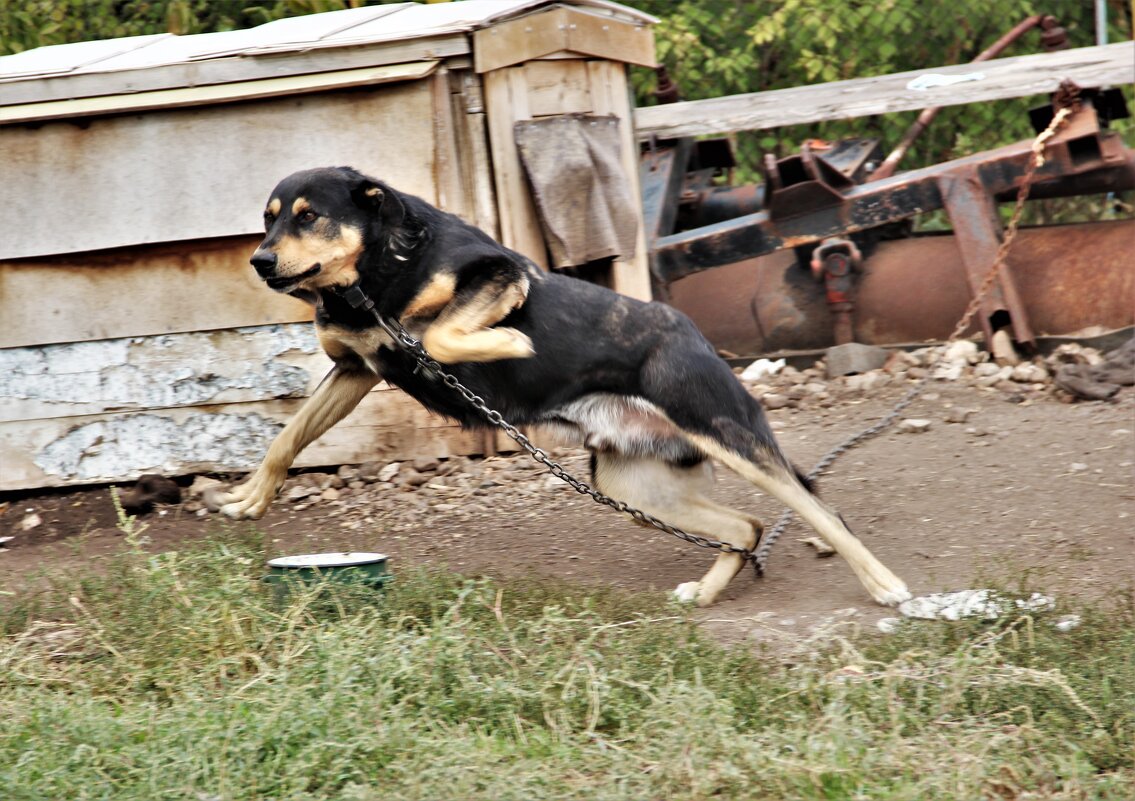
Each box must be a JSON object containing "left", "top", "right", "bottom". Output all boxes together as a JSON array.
[
  {"left": 345, "top": 104, "right": 1072, "bottom": 577},
  {"left": 343, "top": 287, "right": 757, "bottom": 561},
  {"left": 752, "top": 105, "right": 1073, "bottom": 573}
]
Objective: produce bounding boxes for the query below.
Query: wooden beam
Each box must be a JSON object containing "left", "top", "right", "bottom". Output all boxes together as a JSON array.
[
  {"left": 474, "top": 6, "right": 655, "bottom": 73},
  {"left": 0, "top": 61, "right": 438, "bottom": 126},
  {"left": 0, "top": 35, "right": 470, "bottom": 107},
  {"left": 587, "top": 60, "right": 652, "bottom": 302},
  {"left": 482, "top": 66, "right": 548, "bottom": 267},
  {"left": 634, "top": 42, "right": 1135, "bottom": 139}
]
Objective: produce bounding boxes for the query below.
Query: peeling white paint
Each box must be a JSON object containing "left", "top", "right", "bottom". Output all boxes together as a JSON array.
[
  {"left": 36, "top": 411, "right": 283, "bottom": 480},
  {"left": 0, "top": 324, "right": 320, "bottom": 411}
]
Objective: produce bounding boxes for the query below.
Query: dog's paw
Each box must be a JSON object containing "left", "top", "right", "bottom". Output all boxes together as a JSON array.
[
  {"left": 219, "top": 494, "right": 273, "bottom": 520},
  {"left": 672, "top": 581, "right": 702, "bottom": 604},
  {"left": 867, "top": 576, "right": 913, "bottom": 607},
  {"left": 502, "top": 328, "right": 535, "bottom": 359}
]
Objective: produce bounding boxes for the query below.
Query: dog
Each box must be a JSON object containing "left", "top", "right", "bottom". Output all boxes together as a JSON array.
[{"left": 213, "top": 166, "right": 911, "bottom": 608}]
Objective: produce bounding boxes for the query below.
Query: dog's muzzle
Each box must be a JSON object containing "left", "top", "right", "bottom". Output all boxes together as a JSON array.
[{"left": 250, "top": 250, "right": 322, "bottom": 291}]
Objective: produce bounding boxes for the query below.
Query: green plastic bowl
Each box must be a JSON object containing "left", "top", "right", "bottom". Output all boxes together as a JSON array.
[{"left": 263, "top": 552, "right": 392, "bottom": 597}]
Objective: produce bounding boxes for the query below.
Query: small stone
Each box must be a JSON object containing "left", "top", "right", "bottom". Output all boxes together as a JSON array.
[
  {"left": 876, "top": 617, "right": 902, "bottom": 634},
  {"left": 800, "top": 536, "right": 836, "bottom": 557},
  {"left": 906, "top": 367, "right": 929, "bottom": 380},
  {"left": 932, "top": 363, "right": 964, "bottom": 381},
  {"left": 358, "top": 461, "right": 382, "bottom": 482},
  {"left": 1053, "top": 614, "right": 1082, "bottom": 632},
  {"left": 972, "top": 362, "right": 1002, "bottom": 378},
  {"left": 337, "top": 464, "right": 360, "bottom": 481},
  {"left": 762, "top": 393, "right": 790, "bottom": 410},
  {"left": 413, "top": 456, "right": 441, "bottom": 473},
  {"left": 1069, "top": 463, "right": 1088, "bottom": 472},
  {"left": 320, "top": 487, "right": 341, "bottom": 501},
  {"left": 286, "top": 485, "right": 318, "bottom": 502},
  {"left": 188, "top": 475, "right": 222, "bottom": 497},
  {"left": 398, "top": 469, "right": 430, "bottom": 487},
  {"left": 19, "top": 513, "right": 42, "bottom": 531},
  {"left": 825, "top": 343, "right": 889, "bottom": 377},
  {"left": 1011, "top": 363, "right": 1049, "bottom": 383},
  {"left": 944, "top": 408, "right": 974, "bottom": 424},
  {"left": 897, "top": 418, "right": 932, "bottom": 434},
  {"left": 785, "top": 385, "right": 808, "bottom": 401},
  {"left": 327, "top": 475, "right": 345, "bottom": 489},
  {"left": 803, "top": 382, "right": 828, "bottom": 395},
  {"left": 943, "top": 340, "right": 980, "bottom": 365},
  {"left": 377, "top": 462, "right": 402, "bottom": 482},
  {"left": 348, "top": 480, "right": 365, "bottom": 490},
  {"left": 182, "top": 500, "right": 203, "bottom": 513}
]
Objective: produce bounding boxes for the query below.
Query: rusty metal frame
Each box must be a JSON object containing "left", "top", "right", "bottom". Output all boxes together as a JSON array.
[{"left": 648, "top": 102, "right": 1131, "bottom": 346}]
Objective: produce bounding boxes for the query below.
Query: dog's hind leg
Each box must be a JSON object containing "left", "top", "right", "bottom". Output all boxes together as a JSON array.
[
  {"left": 591, "top": 452, "right": 762, "bottom": 607},
  {"left": 215, "top": 367, "right": 379, "bottom": 520},
  {"left": 683, "top": 432, "right": 910, "bottom": 606}
]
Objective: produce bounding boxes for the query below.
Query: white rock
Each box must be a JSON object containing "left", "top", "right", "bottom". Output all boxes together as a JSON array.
[
  {"left": 1069, "top": 463, "right": 1088, "bottom": 472},
  {"left": 762, "top": 393, "right": 790, "bottom": 410},
  {"left": 1053, "top": 614, "right": 1082, "bottom": 632},
  {"left": 18, "top": 513, "right": 42, "bottom": 531},
  {"left": 1011, "top": 363, "right": 1049, "bottom": 383},
  {"left": 188, "top": 475, "right": 222, "bottom": 498},
  {"left": 943, "top": 340, "right": 980, "bottom": 365},
  {"left": 897, "top": 418, "right": 932, "bottom": 434},
  {"left": 319, "top": 487, "right": 341, "bottom": 502},
  {"left": 377, "top": 462, "right": 402, "bottom": 482},
  {"left": 932, "top": 363, "right": 964, "bottom": 381},
  {"left": 876, "top": 617, "right": 902, "bottom": 634},
  {"left": 740, "top": 358, "right": 786, "bottom": 381},
  {"left": 972, "top": 362, "right": 1002, "bottom": 378}
]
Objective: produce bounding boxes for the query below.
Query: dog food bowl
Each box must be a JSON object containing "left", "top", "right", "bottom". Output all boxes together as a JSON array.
[{"left": 263, "top": 552, "right": 391, "bottom": 597}]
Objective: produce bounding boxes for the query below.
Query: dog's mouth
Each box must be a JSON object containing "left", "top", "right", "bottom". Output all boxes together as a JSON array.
[{"left": 265, "top": 264, "right": 322, "bottom": 291}]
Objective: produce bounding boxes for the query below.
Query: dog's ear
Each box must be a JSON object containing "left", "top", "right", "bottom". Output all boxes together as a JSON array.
[{"left": 349, "top": 176, "right": 385, "bottom": 208}]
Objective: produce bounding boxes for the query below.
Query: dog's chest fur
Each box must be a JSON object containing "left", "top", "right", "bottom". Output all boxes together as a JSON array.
[{"left": 316, "top": 323, "right": 394, "bottom": 374}]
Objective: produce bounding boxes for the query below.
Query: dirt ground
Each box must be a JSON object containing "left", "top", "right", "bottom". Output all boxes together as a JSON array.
[{"left": 3, "top": 378, "right": 1133, "bottom": 643}]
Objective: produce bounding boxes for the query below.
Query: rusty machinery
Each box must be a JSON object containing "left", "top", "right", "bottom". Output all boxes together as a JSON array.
[{"left": 640, "top": 21, "right": 1134, "bottom": 355}]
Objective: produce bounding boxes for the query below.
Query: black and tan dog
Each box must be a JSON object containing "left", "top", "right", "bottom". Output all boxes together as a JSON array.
[{"left": 215, "top": 166, "right": 911, "bottom": 608}]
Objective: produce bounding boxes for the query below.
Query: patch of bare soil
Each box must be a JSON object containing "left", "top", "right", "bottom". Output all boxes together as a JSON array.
[{"left": 3, "top": 368, "right": 1133, "bottom": 647}]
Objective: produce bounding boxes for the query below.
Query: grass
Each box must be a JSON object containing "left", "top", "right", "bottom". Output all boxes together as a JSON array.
[{"left": 1, "top": 506, "right": 1132, "bottom": 800}]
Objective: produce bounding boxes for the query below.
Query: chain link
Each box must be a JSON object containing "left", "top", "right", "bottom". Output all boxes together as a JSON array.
[{"left": 752, "top": 105, "right": 1073, "bottom": 573}]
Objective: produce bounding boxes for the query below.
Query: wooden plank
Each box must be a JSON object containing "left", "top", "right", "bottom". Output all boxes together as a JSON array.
[
  {"left": 0, "top": 35, "right": 471, "bottom": 107},
  {"left": 482, "top": 66, "right": 548, "bottom": 267},
  {"left": 430, "top": 67, "right": 468, "bottom": 221},
  {"left": 524, "top": 60, "right": 592, "bottom": 117},
  {"left": 0, "top": 388, "right": 492, "bottom": 491},
  {"left": 0, "top": 323, "right": 330, "bottom": 423},
  {"left": 1, "top": 81, "right": 438, "bottom": 260},
  {"left": 474, "top": 6, "right": 655, "bottom": 73},
  {"left": 0, "top": 62, "right": 438, "bottom": 125},
  {"left": 0, "top": 236, "right": 312, "bottom": 349},
  {"left": 451, "top": 70, "right": 500, "bottom": 239},
  {"left": 634, "top": 41, "right": 1135, "bottom": 139},
  {"left": 587, "top": 60, "right": 653, "bottom": 302}
]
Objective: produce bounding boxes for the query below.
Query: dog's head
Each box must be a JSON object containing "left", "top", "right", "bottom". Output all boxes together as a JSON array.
[{"left": 251, "top": 167, "right": 398, "bottom": 294}]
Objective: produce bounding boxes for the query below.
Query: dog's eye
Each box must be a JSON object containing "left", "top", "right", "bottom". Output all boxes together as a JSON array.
[{"left": 298, "top": 210, "right": 317, "bottom": 224}]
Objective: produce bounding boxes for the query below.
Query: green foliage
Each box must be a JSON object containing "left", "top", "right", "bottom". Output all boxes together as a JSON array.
[{"left": 1, "top": 530, "right": 1133, "bottom": 799}]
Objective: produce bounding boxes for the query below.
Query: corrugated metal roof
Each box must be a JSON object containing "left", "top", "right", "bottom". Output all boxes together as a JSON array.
[{"left": 0, "top": 1, "right": 655, "bottom": 83}]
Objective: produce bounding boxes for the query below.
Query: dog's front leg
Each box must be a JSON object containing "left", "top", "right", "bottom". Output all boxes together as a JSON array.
[{"left": 215, "top": 367, "right": 379, "bottom": 520}]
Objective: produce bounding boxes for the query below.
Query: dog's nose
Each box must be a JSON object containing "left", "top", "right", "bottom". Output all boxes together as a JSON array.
[{"left": 250, "top": 250, "right": 277, "bottom": 277}]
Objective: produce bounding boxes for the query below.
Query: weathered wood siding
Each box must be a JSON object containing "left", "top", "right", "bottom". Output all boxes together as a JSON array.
[
  {"left": 0, "top": 324, "right": 496, "bottom": 490},
  {"left": 1, "top": 81, "right": 439, "bottom": 260}
]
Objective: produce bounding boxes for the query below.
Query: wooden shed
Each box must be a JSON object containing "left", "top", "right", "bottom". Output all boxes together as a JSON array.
[{"left": 0, "top": 0, "right": 657, "bottom": 491}]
